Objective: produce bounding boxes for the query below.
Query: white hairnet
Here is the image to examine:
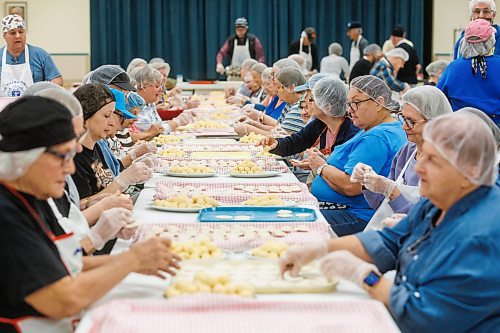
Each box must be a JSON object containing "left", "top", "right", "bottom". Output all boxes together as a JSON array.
[
  {"left": 24, "top": 81, "right": 64, "bottom": 96},
  {"left": 35, "top": 89, "right": 83, "bottom": 118},
  {"left": 273, "top": 58, "right": 301, "bottom": 70},
  {"left": 469, "top": 0, "right": 496, "bottom": 15},
  {"left": 401, "top": 86, "right": 452, "bottom": 119},
  {"left": 312, "top": 77, "right": 348, "bottom": 117},
  {"left": 81, "top": 71, "right": 92, "bottom": 85},
  {"left": 423, "top": 113, "right": 498, "bottom": 186},
  {"left": 126, "top": 58, "right": 147, "bottom": 75},
  {"left": 0, "top": 148, "right": 45, "bottom": 181},
  {"left": 425, "top": 60, "right": 449, "bottom": 76},
  {"left": 363, "top": 43, "right": 382, "bottom": 55},
  {"left": 386, "top": 48, "right": 409, "bottom": 62},
  {"left": 350, "top": 75, "right": 401, "bottom": 112},
  {"left": 328, "top": 43, "right": 343, "bottom": 56},
  {"left": 454, "top": 107, "right": 500, "bottom": 147}
]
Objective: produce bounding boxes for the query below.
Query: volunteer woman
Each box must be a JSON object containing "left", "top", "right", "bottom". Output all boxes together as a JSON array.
[
  {"left": 0, "top": 14, "right": 62, "bottom": 97},
  {"left": 0, "top": 96, "right": 180, "bottom": 333},
  {"left": 280, "top": 113, "right": 499, "bottom": 332},
  {"left": 350, "top": 86, "right": 453, "bottom": 230}
]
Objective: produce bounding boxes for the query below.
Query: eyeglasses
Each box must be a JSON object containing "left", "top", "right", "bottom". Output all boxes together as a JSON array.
[
  {"left": 346, "top": 98, "right": 371, "bottom": 111},
  {"left": 45, "top": 146, "right": 78, "bottom": 166},
  {"left": 397, "top": 113, "right": 426, "bottom": 129},
  {"left": 472, "top": 8, "right": 493, "bottom": 16}
]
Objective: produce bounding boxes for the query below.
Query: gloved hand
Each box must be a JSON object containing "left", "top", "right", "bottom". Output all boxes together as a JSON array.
[
  {"left": 279, "top": 242, "right": 328, "bottom": 277},
  {"left": 363, "top": 173, "right": 396, "bottom": 198},
  {"left": 172, "top": 112, "right": 193, "bottom": 127},
  {"left": 258, "top": 136, "right": 278, "bottom": 149},
  {"left": 350, "top": 162, "right": 373, "bottom": 184},
  {"left": 227, "top": 95, "right": 246, "bottom": 106},
  {"left": 134, "top": 153, "right": 159, "bottom": 170},
  {"left": 242, "top": 107, "right": 260, "bottom": 120},
  {"left": 87, "top": 208, "right": 133, "bottom": 250},
  {"left": 116, "top": 219, "right": 140, "bottom": 240},
  {"left": 381, "top": 213, "right": 407, "bottom": 228},
  {"left": 115, "top": 161, "right": 152, "bottom": 190},
  {"left": 216, "top": 63, "right": 225, "bottom": 74},
  {"left": 319, "top": 250, "right": 380, "bottom": 288},
  {"left": 97, "top": 192, "right": 133, "bottom": 211},
  {"left": 185, "top": 99, "right": 200, "bottom": 109},
  {"left": 234, "top": 124, "right": 248, "bottom": 136},
  {"left": 128, "top": 142, "right": 157, "bottom": 160}
]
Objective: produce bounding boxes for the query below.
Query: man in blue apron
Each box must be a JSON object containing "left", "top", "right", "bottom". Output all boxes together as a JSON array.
[
  {"left": 0, "top": 14, "right": 62, "bottom": 97},
  {"left": 216, "top": 17, "right": 265, "bottom": 75}
]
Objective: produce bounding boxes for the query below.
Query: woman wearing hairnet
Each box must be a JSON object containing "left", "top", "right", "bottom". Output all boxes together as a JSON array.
[
  {"left": 0, "top": 96, "right": 180, "bottom": 333},
  {"left": 350, "top": 86, "right": 453, "bottom": 230},
  {"left": 280, "top": 113, "right": 499, "bottom": 332},
  {"left": 424, "top": 60, "right": 449, "bottom": 86},
  {"left": 307, "top": 75, "right": 407, "bottom": 236}
]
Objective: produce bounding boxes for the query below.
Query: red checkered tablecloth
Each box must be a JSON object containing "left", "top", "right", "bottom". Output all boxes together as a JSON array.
[{"left": 154, "top": 159, "right": 290, "bottom": 175}]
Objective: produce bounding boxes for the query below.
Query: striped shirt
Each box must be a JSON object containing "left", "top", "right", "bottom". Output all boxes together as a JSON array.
[
  {"left": 370, "top": 57, "right": 406, "bottom": 92},
  {"left": 115, "top": 129, "right": 134, "bottom": 149},
  {"left": 278, "top": 100, "right": 305, "bottom": 134}
]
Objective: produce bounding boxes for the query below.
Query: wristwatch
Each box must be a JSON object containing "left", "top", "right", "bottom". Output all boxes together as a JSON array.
[
  {"left": 316, "top": 164, "right": 327, "bottom": 176},
  {"left": 363, "top": 270, "right": 382, "bottom": 288}
]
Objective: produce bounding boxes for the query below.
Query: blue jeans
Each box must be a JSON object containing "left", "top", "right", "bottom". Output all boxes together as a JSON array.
[{"left": 320, "top": 209, "right": 368, "bottom": 236}]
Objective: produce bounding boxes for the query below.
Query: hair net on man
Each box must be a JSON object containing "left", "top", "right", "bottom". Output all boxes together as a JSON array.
[
  {"left": 455, "top": 107, "right": 500, "bottom": 147},
  {"left": 425, "top": 60, "right": 449, "bottom": 76},
  {"left": 401, "top": 86, "right": 452, "bottom": 119},
  {"left": 312, "top": 77, "right": 348, "bottom": 117},
  {"left": 423, "top": 113, "right": 498, "bottom": 186},
  {"left": 328, "top": 43, "right": 343, "bottom": 56},
  {"left": 363, "top": 43, "right": 382, "bottom": 55},
  {"left": 385, "top": 48, "right": 409, "bottom": 62},
  {"left": 23, "top": 81, "right": 64, "bottom": 96},
  {"left": 350, "top": 75, "right": 401, "bottom": 112}
]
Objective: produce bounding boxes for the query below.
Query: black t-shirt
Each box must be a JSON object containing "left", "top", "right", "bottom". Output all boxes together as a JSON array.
[
  {"left": 396, "top": 42, "right": 419, "bottom": 84},
  {"left": 72, "top": 145, "right": 114, "bottom": 199},
  {"left": 0, "top": 185, "right": 68, "bottom": 332},
  {"left": 349, "top": 58, "right": 373, "bottom": 83}
]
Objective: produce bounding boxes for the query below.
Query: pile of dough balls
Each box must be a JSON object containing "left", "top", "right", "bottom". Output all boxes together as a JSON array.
[
  {"left": 152, "top": 135, "right": 181, "bottom": 145},
  {"left": 244, "top": 194, "right": 284, "bottom": 206},
  {"left": 169, "top": 164, "right": 214, "bottom": 174},
  {"left": 164, "top": 272, "right": 254, "bottom": 298},
  {"left": 179, "top": 120, "right": 229, "bottom": 130},
  {"left": 154, "top": 195, "right": 218, "bottom": 209},
  {"left": 171, "top": 238, "right": 223, "bottom": 260},
  {"left": 159, "top": 149, "right": 185, "bottom": 157},
  {"left": 239, "top": 132, "right": 264, "bottom": 144},
  {"left": 251, "top": 241, "right": 289, "bottom": 259},
  {"left": 231, "top": 160, "right": 263, "bottom": 174}
]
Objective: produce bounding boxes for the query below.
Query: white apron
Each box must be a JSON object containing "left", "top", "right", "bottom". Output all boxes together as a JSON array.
[
  {"left": 299, "top": 37, "right": 313, "bottom": 71},
  {"left": 47, "top": 192, "right": 90, "bottom": 240},
  {"left": 364, "top": 150, "right": 420, "bottom": 231},
  {"left": 349, "top": 38, "right": 361, "bottom": 70},
  {"left": 0, "top": 45, "right": 34, "bottom": 97},
  {"left": 0, "top": 186, "right": 84, "bottom": 333},
  {"left": 231, "top": 38, "right": 251, "bottom": 68}
]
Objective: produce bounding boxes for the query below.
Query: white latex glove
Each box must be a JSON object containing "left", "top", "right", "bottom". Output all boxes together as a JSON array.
[
  {"left": 227, "top": 95, "right": 245, "bottom": 106},
  {"left": 258, "top": 136, "right": 278, "bottom": 149},
  {"left": 350, "top": 162, "right": 373, "bottom": 184},
  {"left": 116, "top": 220, "right": 140, "bottom": 240},
  {"left": 134, "top": 153, "right": 159, "bottom": 170},
  {"left": 279, "top": 242, "right": 328, "bottom": 277},
  {"left": 115, "top": 161, "right": 152, "bottom": 190},
  {"left": 87, "top": 208, "right": 133, "bottom": 250},
  {"left": 363, "top": 173, "right": 396, "bottom": 198},
  {"left": 381, "top": 213, "right": 407, "bottom": 228},
  {"left": 172, "top": 112, "right": 193, "bottom": 127},
  {"left": 128, "top": 142, "right": 157, "bottom": 160},
  {"left": 216, "top": 63, "right": 225, "bottom": 74},
  {"left": 271, "top": 126, "right": 289, "bottom": 138},
  {"left": 319, "top": 250, "right": 380, "bottom": 287}
]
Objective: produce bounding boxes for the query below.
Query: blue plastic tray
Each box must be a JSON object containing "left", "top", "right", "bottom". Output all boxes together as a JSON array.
[{"left": 198, "top": 206, "right": 317, "bottom": 222}]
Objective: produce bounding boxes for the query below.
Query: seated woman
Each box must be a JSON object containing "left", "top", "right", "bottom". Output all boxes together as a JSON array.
[
  {"left": 350, "top": 86, "right": 453, "bottom": 230},
  {"left": 0, "top": 96, "right": 180, "bottom": 333},
  {"left": 227, "top": 63, "right": 268, "bottom": 106},
  {"left": 308, "top": 75, "right": 407, "bottom": 236},
  {"left": 438, "top": 19, "right": 500, "bottom": 126},
  {"left": 279, "top": 113, "right": 499, "bottom": 332}
]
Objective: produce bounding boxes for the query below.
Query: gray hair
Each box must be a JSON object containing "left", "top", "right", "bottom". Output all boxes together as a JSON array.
[
  {"left": 273, "top": 58, "right": 301, "bottom": 70},
  {"left": 126, "top": 58, "right": 147, "bottom": 75},
  {"left": 150, "top": 62, "right": 171, "bottom": 74},
  {"left": 469, "top": 0, "right": 496, "bottom": 15},
  {"left": 250, "top": 63, "right": 267, "bottom": 75},
  {"left": 288, "top": 54, "right": 306, "bottom": 69},
  {"left": 459, "top": 33, "right": 496, "bottom": 58},
  {"left": 241, "top": 58, "right": 258, "bottom": 71},
  {"left": 363, "top": 43, "right": 382, "bottom": 55},
  {"left": 386, "top": 48, "right": 409, "bottom": 62},
  {"left": 131, "top": 65, "right": 162, "bottom": 88},
  {"left": 276, "top": 67, "right": 306, "bottom": 88},
  {"left": 328, "top": 42, "right": 343, "bottom": 56},
  {"left": 261, "top": 67, "right": 273, "bottom": 81},
  {"left": 149, "top": 57, "right": 166, "bottom": 64},
  {"left": 425, "top": 60, "right": 449, "bottom": 76}
]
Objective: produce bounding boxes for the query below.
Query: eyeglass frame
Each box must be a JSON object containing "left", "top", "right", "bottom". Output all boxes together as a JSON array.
[
  {"left": 471, "top": 7, "right": 494, "bottom": 16},
  {"left": 45, "top": 146, "right": 79, "bottom": 166},
  {"left": 397, "top": 112, "right": 427, "bottom": 129},
  {"left": 346, "top": 98, "right": 372, "bottom": 112}
]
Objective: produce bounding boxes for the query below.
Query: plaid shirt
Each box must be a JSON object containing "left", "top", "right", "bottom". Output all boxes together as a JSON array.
[{"left": 370, "top": 58, "right": 406, "bottom": 92}]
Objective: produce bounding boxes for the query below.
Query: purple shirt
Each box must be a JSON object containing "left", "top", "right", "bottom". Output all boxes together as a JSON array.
[{"left": 363, "top": 142, "right": 419, "bottom": 213}]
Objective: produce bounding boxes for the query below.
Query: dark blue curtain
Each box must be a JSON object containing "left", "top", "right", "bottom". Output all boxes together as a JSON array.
[{"left": 90, "top": 0, "right": 425, "bottom": 80}]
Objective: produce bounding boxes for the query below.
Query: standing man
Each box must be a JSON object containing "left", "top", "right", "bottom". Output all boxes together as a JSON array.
[
  {"left": 346, "top": 21, "right": 369, "bottom": 70},
  {"left": 454, "top": 0, "right": 499, "bottom": 59},
  {"left": 289, "top": 27, "right": 319, "bottom": 73},
  {"left": 0, "top": 14, "right": 62, "bottom": 97},
  {"left": 391, "top": 26, "right": 421, "bottom": 85},
  {"left": 216, "top": 17, "right": 264, "bottom": 75}
]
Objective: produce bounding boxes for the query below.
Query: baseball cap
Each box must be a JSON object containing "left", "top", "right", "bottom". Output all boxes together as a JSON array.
[
  {"left": 294, "top": 73, "right": 331, "bottom": 93},
  {"left": 347, "top": 21, "right": 362, "bottom": 30},
  {"left": 465, "top": 19, "right": 496, "bottom": 44},
  {"left": 89, "top": 65, "right": 137, "bottom": 92},
  {"left": 109, "top": 88, "right": 137, "bottom": 119},
  {"left": 235, "top": 17, "right": 248, "bottom": 27},
  {"left": 391, "top": 26, "right": 405, "bottom": 37}
]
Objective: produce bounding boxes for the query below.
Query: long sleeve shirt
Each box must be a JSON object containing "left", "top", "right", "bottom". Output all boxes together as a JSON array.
[
  {"left": 363, "top": 142, "right": 419, "bottom": 214},
  {"left": 370, "top": 57, "right": 406, "bottom": 92},
  {"left": 357, "top": 185, "right": 500, "bottom": 332}
]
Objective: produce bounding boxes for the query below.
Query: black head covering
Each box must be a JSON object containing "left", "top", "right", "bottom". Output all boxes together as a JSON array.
[
  {"left": 73, "top": 83, "right": 115, "bottom": 121},
  {"left": 0, "top": 96, "right": 75, "bottom": 152}
]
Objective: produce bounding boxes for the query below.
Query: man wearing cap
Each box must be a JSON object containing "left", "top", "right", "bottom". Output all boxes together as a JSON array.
[
  {"left": 391, "top": 26, "right": 421, "bottom": 85},
  {"left": 288, "top": 27, "right": 319, "bottom": 72},
  {"left": 346, "top": 21, "right": 369, "bottom": 70},
  {"left": 216, "top": 17, "right": 264, "bottom": 75},
  {"left": 454, "top": 0, "right": 499, "bottom": 59},
  {"left": 0, "top": 14, "right": 62, "bottom": 97}
]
